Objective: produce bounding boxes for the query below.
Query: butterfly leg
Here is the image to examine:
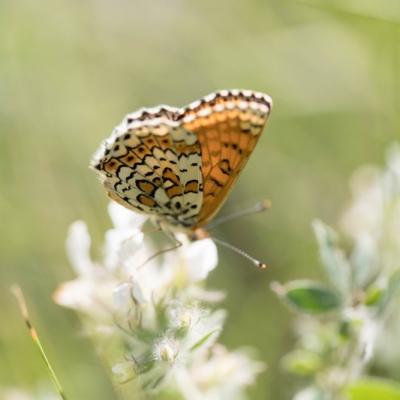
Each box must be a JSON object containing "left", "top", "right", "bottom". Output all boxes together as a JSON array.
[
  {"left": 137, "top": 233, "right": 182, "bottom": 270},
  {"left": 207, "top": 198, "right": 271, "bottom": 230}
]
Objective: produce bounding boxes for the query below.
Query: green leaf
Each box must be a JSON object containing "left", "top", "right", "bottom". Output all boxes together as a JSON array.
[
  {"left": 348, "top": 378, "right": 400, "bottom": 400},
  {"left": 189, "top": 329, "right": 219, "bottom": 352},
  {"left": 338, "top": 319, "right": 352, "bottom": 339},
  {"left": 281, "top": 350, "right": 322, "bottom": 376},
  {"left": 272, "top": 280, "right": 341, "bottom": 314},
  {"left": 312, "top": 220, "right": 351, "bottom": 296},
  {"left": 364, "top": 285, "right": 384, "bottom": 306},
  {"left": 377, "top": 270, "right": 400, "bottom": 315}
]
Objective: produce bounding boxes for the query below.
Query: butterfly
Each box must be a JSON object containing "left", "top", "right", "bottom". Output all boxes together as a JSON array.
[{"left": 91, "top": 89, "right": 272, "bottom": 262}]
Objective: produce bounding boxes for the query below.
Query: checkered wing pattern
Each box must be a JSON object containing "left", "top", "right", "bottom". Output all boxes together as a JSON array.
[{"left": 91, "top": 111, "right": 203, "bottom": 229}]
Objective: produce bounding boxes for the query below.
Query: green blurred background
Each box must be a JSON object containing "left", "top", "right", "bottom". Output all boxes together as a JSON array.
[{"left": 1, "top": 0, "right": 399, "bottom": 398}]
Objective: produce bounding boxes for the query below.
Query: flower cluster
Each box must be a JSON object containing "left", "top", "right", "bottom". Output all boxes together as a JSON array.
[
  {"left": 54, "top": 202, "right": 264, "bottom": 399},
  {"left": 273, "top": 143, "right": 400, "bottom": 400}
]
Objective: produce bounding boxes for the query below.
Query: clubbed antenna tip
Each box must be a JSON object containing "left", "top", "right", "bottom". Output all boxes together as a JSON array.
[{"left": 211, "top": 237, "right": 269, "bottom": 271}]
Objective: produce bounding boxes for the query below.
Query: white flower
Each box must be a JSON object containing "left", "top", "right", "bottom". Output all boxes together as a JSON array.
[
  {"left": 186, "top": 286, "right": 226, "bottom": 303},
  {"left": 112, "top": 282, "right": 133, "bottom": 310},
  {"left": 65, "top": 221, "right": 95, "bottom": 277},
  {"left": 341, "top": 144, "right": 400, "bottom": 273},
  {"left": 153, "top": 337, "right": 180, "bottom": 364},
  {"left": 57, "top": 201, "right": 220, "bottom": 316},
  {"left": 54, "top": 278, "right": 116, "bottom": 316},
  {"left": 104, "top": 202, "right": 147, "bottom": 271},
  {"left": 57, "top": 201, "right": 262, "bottom": 399},
  {"left": 107, "top": 201, "right": 148, "bottom": 231},
  {"left": 167, "top": 302, "right": 204, "bottom": 330},
  {"left": 174, "top": 345, "right": 265, "bottom": 400},
  {"left": 55, "top": 222, "right": 118, "bottom": 316},
  {"left": 340, "top": 166, "right": 384, "bottom": 241},
  {"left": 343, "top": 307, "right": 378, "bottom": 363},
  {"left": 181, "top": 238, "right": 218, "bottom": 282},
  {"left": 54, "top": 205, "right": 149, "bottom": 314},
  {"left": 182, "top": 309, "right": 226, "bottom": 353}
]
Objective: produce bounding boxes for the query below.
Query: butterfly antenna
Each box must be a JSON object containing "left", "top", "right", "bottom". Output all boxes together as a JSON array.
[
  {"left": 11, "top": 285, "right": 67, "bottom": 400},
  {"left": 208, "top": 199, "right": 271, "bottom": 229},
  {"left": 210, "top": 237, "right": 268, "bottom": 270}
]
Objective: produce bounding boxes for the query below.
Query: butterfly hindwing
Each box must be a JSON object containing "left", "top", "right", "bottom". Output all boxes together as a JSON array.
[{"left": 91, "top": 117, "right": 203, "bottom": 228}]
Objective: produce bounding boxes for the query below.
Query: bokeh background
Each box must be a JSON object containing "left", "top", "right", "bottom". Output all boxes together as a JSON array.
[{"left": 1, "top": 0, "right": 399, "bottom": 398}]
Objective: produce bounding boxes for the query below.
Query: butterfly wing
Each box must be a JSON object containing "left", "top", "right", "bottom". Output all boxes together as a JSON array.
[
  {"left": 91, "top": 111, "right": 203, "bottom": 229},
  {"left": 91, "top": 90, "right": 271, "bottom": 231},
  {"left": 180, "top": 90, "right": 272, "bottom": 227}
]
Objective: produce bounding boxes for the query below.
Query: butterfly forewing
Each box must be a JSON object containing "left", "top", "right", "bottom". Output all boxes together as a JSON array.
[{"left": 181, "top": 90, "right": 272, "bottom": 227}]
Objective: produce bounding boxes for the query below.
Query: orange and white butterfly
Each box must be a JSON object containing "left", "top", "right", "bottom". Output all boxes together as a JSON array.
[{"left": 91, "top": 89, "right": 272, "bottom": 265}]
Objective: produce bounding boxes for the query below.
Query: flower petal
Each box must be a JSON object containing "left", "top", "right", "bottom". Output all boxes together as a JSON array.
[
  {"left": 108, "top": 201, "right": 148, "bottom": 230},
  {"left": 54, "top": 278, "right": 116, "bottom": 316},
  {"left": 104, "top": 228, "right": 143, "bottom": 271},
  {"left": 53, "top": 279, "right": 96, "bottom": 312},
  {"left": 113, "top": 282, "right": 132, "bottom": 310},
  {"left": 66, "top": 221, "right": 94, "bottom": 277},
  {"left": 184, "top": 239, "right": 218, "bottom": 282}
]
